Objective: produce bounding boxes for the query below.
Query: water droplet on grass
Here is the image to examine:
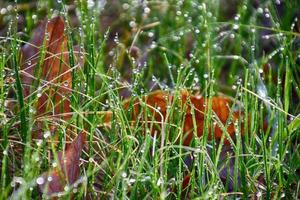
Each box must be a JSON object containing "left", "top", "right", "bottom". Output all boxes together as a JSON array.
[
  {"left": 64, "top": 185, "right": 69, "bottom": 191},
  {"left": 29, "top": 107, "right": 36, "bottom": 114},
  {"left": 256, "top": 191, "right": 262, "bottom": 197},
  {"left": 52, "top": 162, "right": 57, "bottom": 167},
  {"left": 0, "top": 8, "right": 7, "bottom": 15},
  {"left": 36, "top": 177, "right": 45, "bottom": 185},
  {"left": 157, "top": 177, "right": 163, "bottom": 186},
  {"left": 257, "top": 7, "right": 263, "bottom": 14},
  {"left": 47, "top": 176, "right": 53, "bottom": 182},
  {"left": 43, "top": 131, "right": 51, "bottom": 139},
  {"left": 148, "top": 32, "right": 154, "bottom": 37},
  {"left": 122, "top": 3, "right": 130, "bottom": 10},
  {"left": 129, "top": 21, "right": 136, "bottom": 28},
  {"left": 121, "top": 172, "right": 127, "bottom": 178},
  {"left": 129, "top": 178, "right": 136, "bottom": 184}
]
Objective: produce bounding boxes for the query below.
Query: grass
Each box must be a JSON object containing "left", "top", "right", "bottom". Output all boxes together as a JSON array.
[{"left": 0, "top": 0, "right": 300, "bottom": 199}]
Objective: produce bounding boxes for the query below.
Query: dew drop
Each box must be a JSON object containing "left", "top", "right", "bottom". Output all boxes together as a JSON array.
[
  {"left": 36, "top": 177, "right": 45, "bottom": 185},
  {"left": 64, "top": 185, "right": 69, "bottom": 191},
  {"left": 52, "top": 162, "right": 57, "bottom": 167},
  {"left": 121, "top": 172, "right": 127, "bottom": 178},
  {"left": 122, "top": 3, "right": 130, "bottom": 10},
  {"left": 47, "top": 176, "right": 53, "bottom": 182},
  {"left": 7, "top": 5, "right": 13, "bottom": 11},
  {"left": 157, "top": 177, "right": 163, "bottom": 186},
  {"left": 0, "top": 8, "right": 7, "bottom": 15},
  {"left": 144, "top": 7, "right": 151, "bottom": 14},
  {"left": 129, "top": 178, "right": 136, "bottom": 183},
  {"left": 234, "top": 14, "right": 240, "bottom": 21},
  {"left": 148, "top": 32, "right": 154, "bottom": 37},
  {"left": 129, "top": 21, "right": 136, "bottom": 28},
  {"left": 265, "top": 13, "right": 270, "bottom": 18},
  {"left": 43, "top": 131, "right": 51, "bottom": 139},
  {"left": 257, "top": 7, "right": 263, "bottom": 14},
  {"left": 256, "top": 191, "right": 262, "bottom": 197},
  {"left": 29, "top": 108, "right": 36, "bottom": 114}
]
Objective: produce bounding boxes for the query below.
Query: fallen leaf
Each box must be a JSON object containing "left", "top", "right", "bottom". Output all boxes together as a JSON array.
[
  {"left": 20, "top": 16, "right": 83, "bottom": 138},
  {"left": 39, "top": 131, "right": 86, "bottom": 196},
  {"left": 20, "top": 17, "right": 86, "bottom": 196},
  {"left": 110, "top": 90, "right": 242, "bottom": 146}
]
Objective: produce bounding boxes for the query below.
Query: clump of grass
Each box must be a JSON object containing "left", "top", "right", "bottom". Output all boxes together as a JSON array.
[{"left": 0, "top": 0, "right": 300, "bottom": 199}]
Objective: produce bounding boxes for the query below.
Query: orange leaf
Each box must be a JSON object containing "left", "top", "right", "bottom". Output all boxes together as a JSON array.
[
  {"left": 39, "top": 132, "right": 86, "bottom": 196},
  {"left": 107, "top": 90, "right": 242, "bottom": 146}
]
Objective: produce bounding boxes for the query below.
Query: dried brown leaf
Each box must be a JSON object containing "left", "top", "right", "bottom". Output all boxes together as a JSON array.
[
  {"left": 39, "top": 132, "right": 86, "bottom": 196},
  {"left": 20, "top": 16, "right": 83, "bottom": 138}
]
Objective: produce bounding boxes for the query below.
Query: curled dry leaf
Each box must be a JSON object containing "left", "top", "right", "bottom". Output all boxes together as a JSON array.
[
  {"left": 20, "top": 16, "right": 83, "bottom": 138},
  {"left": 39, "top": 132, "right": 86, "bottom": 196},
  {"left": 106, "top": 90, "right": 243, "bottom": 146}
]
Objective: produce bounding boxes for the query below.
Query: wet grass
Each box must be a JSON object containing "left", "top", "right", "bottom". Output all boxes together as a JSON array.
[{"left": 0, "top": 0, "right": 300, "bottom": 199}]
